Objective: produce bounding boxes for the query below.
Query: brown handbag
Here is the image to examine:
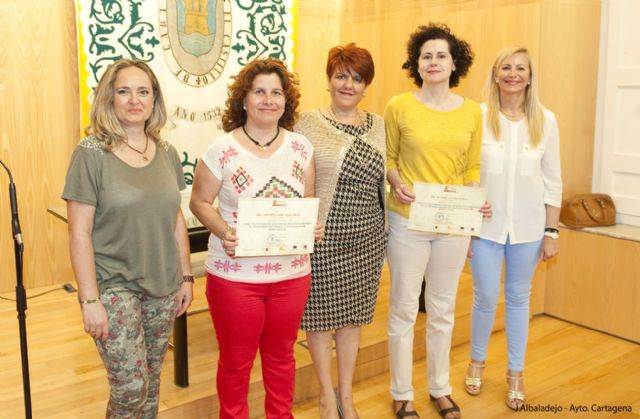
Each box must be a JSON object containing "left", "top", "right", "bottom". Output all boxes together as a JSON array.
[{"left": 560, "top": 193, "right": 616, "bottom": 228}]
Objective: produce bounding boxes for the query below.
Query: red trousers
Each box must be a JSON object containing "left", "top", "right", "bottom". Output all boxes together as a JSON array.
[{"left": 206, "top": 273, "right": 311, "bottom": 419}]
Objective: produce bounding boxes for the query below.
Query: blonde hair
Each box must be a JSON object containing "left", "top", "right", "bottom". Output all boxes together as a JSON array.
[
  {"left": 86, "top": 59, "right": 167, "bottom": 149},
  {"left": 483, "top": 46, "right": 545, "bottom": 147}
]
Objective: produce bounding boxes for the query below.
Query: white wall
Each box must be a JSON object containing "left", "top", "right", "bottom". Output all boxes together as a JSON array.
[{"left": 593, "top": 0, "right": 640, "bottom": 226}]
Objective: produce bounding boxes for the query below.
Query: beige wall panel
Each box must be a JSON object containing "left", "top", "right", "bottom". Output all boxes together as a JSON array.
[
  {"left": 545, "top": 229, "right": 640, "bottom": 343},
  {"left": 342, "top": 0, "right": 540, "bottom": 19},
  {"left": 340, "top": 2, "right": 541, "bottom": 115},
  {"left": 0, "top": 0, "right": 79, "bottom": 293},
  {"left": 296, "top": 1, "right": 340, "bottom": 112},
  {"left": 538, "top": 0, "right": 601, "bottom": 197},
  {"left": 338, "top": 19, "right": 391, "bottom": 114}
]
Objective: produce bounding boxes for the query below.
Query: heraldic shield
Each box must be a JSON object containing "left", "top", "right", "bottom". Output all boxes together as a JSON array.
[{"left": 161, "top": 0, "right": 232, "bottom": 86}]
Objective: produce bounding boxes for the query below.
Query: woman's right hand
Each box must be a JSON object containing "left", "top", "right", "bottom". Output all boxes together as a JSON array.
[
  {"left": 82, "top": 301, "right": 109, "bottom": 341},
  {"left": 393, "top": 182, "right": 416, "bottom": 204},
  {"left": 221, "top": 229, "right": 239, "bottom": 257}
]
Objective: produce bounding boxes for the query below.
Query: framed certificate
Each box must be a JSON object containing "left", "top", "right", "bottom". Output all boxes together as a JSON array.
[
  {"left": 408, "top": 183, "right": 485, "bottom": 236},
  {"left": 235, "top": 197, "right": 319, "bottom": 257}
]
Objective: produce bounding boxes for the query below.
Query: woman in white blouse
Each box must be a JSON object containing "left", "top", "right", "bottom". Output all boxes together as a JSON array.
[{"left": 464, "top": 46, "right": 562, "bottom": 410}]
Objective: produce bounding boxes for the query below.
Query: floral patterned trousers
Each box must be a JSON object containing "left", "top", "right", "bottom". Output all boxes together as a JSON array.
[{"left": 94, "top": 288, "right": 179, "bottom": 419}]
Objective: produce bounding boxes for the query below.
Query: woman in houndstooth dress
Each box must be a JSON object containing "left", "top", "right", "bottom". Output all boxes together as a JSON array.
[{"left": 295, "top": 43, "right": 386, "bottom": 419}]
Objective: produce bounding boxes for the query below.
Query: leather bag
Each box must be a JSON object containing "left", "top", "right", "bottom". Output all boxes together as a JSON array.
[{"left": 560, "top": 193, "right": 616, "bottom": 228}]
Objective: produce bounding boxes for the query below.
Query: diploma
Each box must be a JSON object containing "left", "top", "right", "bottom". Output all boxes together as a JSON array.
[
  {"left": 408, "top": 183, "right": 485, "bottom": 236},
  {"left": 235, "top": 197, "right": 319, "bottom": 257}
]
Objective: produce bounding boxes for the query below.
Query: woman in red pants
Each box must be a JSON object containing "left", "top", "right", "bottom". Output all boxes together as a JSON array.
[{"left": 190, "top": 58, "right": 322, "bottom": 419}]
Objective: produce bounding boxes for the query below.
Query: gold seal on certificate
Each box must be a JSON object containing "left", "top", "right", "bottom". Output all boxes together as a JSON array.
[
  {"left": 408, "top": 183, "right": 485, "bottom": 236},
  {"left": 235, "top": 197, "right": 319, "bottom": 257}
]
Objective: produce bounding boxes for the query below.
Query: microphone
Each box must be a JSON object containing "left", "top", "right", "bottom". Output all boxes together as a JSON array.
[{"left": 0, "top": 160, "right": 23, "bottom": 247}]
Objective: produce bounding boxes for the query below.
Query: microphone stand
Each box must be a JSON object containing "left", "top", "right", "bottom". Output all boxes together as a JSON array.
[{"left": 0, "top": 160, "right": 32, "bottom": 419}]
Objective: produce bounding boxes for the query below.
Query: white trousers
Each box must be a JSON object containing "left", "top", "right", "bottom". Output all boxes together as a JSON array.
[{"left": 387, "top": 211, "right": 469, "bottom": 399}]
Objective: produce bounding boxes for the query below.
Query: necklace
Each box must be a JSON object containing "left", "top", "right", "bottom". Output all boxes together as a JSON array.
[
  {"left": 122, "top": 135, "right": 149, "bottom": 161},
  {"left": 242, "top": 125, "right": 280, "bottom": 151},
  {"left": 500, "top": 108, "right": 525, "bottom": 121},
  {"left": 328, "top": 106, "right": 364, "bottom": 126}
]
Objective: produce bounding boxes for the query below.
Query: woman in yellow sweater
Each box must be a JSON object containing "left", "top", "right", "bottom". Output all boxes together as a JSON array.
[{"left": 385, "top": 23, "right": 488, "bottom": 419}]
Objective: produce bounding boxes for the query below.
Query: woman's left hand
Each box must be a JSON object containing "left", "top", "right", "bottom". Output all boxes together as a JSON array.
[
  {"left": 314, "top": 222, "right": 325, "bottom": 242},
  {"left": 540, "top": 236, "right": 559, "bottom": 261},
  {"left": 175, "top": 281, "right": 194, "bottom": 317},
  {"left": 479, "top": 200, "right": 492, "bottom": 218}
]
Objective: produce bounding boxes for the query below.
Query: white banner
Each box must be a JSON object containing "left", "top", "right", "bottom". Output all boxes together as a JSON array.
[{"left": 75, "top": 0, "right": 297, "bottom": 196}]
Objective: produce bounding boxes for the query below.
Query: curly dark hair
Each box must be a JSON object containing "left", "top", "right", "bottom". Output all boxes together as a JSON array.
[
  {"left": 402, "top": 23, "right": 474, "bottom": 88},
  {"left": 221, "top": 58, "right": 300, "bottom": 132}
]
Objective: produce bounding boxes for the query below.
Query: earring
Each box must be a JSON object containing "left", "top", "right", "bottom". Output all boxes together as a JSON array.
[{"left": 243, "top": 104, "right": 246, "bottom": 110}]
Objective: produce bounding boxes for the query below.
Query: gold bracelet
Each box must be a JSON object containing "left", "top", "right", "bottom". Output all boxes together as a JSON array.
[
  {"left": 182, "top": 274, "right": 195, "bottom": 283},
  {"left": 220, "top": 224, "right": 232, "bottom": 241},
  {"left": 78, "top": 297, "right": 99, "bottom": 305}
]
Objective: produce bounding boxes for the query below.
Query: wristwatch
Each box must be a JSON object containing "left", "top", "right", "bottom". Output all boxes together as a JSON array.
[{"left": 544, "top": 227, "right": 559, "bottom": 240}]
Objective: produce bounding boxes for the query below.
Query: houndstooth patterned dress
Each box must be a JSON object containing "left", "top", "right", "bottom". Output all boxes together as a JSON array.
[{"left": 296, "top": 111, "right": 386, "bottom": 331}]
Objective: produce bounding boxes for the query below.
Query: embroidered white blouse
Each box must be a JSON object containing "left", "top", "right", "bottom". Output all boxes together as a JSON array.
[
  {"left": 478, "top": 104, "right": 562, "bottom": 244},
  {"left": 201, "top": 130, "right": 314, "bottom": 283}
]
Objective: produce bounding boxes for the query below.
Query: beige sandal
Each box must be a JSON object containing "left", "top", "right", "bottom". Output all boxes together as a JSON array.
[
  {"left": 506, "top": 373, "right": 526, "bottom": 410},
  {"left": 464, "top": 360, "right": 485, "bottom": 395}
]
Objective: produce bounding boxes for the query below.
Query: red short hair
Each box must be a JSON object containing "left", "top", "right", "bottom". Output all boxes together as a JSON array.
[{"left": 326, "top": 43, "right": 375, "bottom": 86}]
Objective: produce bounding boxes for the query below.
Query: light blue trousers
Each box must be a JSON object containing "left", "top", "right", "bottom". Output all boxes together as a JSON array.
[{"left": 469, "top": 236, "right": 542, "bottom": 371}]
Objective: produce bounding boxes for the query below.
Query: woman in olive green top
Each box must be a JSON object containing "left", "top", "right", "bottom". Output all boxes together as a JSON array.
[{"left": 63, "top": 59, "right": 193, "bottom": 418}]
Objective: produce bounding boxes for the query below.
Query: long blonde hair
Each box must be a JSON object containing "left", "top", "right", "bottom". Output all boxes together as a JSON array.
[
  {"left": 483, "top": 46, "right": 545, "bottom": 147},
  {"left": 86, "top": 59, "right": 167, "bottom": 149}
]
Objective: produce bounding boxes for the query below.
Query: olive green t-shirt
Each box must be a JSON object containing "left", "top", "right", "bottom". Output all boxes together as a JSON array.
[{"left": 62, "top": 136, "right": 186, "bottom": 297}]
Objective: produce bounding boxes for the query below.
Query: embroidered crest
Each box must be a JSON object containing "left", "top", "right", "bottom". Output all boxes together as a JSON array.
[{"left": 159, "top": 0, "right": 233, "bottom": 87}]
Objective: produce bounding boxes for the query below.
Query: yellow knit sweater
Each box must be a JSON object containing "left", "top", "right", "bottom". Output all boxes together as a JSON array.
[{"left": 384, "top": 91, "right": 482, "bottom": 218}]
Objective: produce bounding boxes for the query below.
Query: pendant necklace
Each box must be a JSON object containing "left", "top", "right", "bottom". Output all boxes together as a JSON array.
[
  {"left": 242, "top": 125, "right": 280, "bottom": 151},
  {"left": 122, "top": 134, "right": 149, "bottom": 161}
]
